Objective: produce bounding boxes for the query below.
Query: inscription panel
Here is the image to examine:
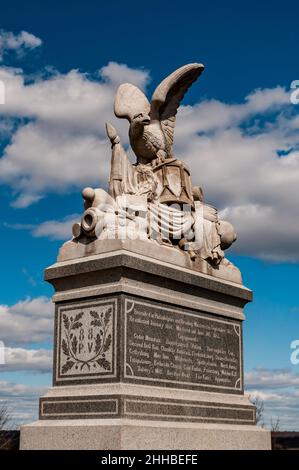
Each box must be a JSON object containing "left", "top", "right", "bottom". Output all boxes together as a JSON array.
[
  {"left": 124, "top": 299, "right": 242, "bottom": 393},
  {"left": 55, "top": 298, "right": 117, "bottom": 384}
]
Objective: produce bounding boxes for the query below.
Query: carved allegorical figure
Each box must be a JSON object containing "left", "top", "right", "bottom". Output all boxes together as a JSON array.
[{"left": 71, "top": 63, "right": 238, "bottom": 278}]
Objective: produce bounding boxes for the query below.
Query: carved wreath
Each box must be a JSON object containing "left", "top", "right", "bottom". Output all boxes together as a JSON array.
[{"left": 61, "top": 308, "right": 112, "bottom": 374}]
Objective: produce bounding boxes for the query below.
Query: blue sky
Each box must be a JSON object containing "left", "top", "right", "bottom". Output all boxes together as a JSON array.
[{"left": 0, "top": 0, "right": 299, "bottom": 429}]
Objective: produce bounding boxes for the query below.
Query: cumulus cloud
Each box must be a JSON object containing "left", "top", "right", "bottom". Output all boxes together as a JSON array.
[
  {"left": 0, "top": 381, "right": 48, "bottom": 426},
  {"left": 6, "top": 214, "right": 81, "bottom": 240},
  {"left": 0, "top": 380, "right": 46, "bottom": 398},
  {"left": 174, "top": 88, "right": 299, "bottom": 262},
  {"left": 0, "top": 57, "right": 299, "bottom": 260},
  {"left": 0, "top": 30, "right": 42, "bottom": 61},
  {"left": 100, "top": 61, "right": 149, "bottom": 89},
  {"left": 245, "top": 368, "right": 299, "bottom": 430},
  {"left": 176, "top": 86, "right": 290, "bottom": 135},
  {"left": 0, "top": 62, "right": 148, "bottom": 207},
  {"left": 32, "top": 214, "right": 80, "bottom": 240},
  {"left": 245, "top": 368, "right": 299, "bottom": 389},
  {"left": 0, "top": 297, "right": 52, "bottom": 345},
  {"left": 1, "top": 347, "right": 52, "bottom": 373}
]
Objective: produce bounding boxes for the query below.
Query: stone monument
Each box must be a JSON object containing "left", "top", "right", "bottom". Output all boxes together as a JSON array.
[{"left": 21, "top": 63, "right": 271, "bottom": 449}]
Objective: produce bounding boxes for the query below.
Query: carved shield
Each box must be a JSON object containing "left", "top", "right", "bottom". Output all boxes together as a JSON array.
[
  {"left": 153, "top": 160, "right": 194, "bottom": 205},
  {"left": 165, "top": 166, "right": 183, "bottom": 197}
]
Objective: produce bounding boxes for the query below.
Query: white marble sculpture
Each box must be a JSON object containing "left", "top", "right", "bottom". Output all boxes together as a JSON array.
[{"left": 70, "top": 63, "right": 238, "bottom": 279}]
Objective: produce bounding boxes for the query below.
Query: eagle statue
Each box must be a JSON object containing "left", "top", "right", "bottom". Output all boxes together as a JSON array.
[
  {"left": 113, "top": 63, "right": 204, "bottom": 164},
  {"left": 70, "top": 62, "right": 238, "bottom": 282}
]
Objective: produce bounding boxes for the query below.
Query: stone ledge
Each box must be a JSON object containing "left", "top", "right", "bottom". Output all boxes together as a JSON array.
[
  {"left": 20, "top": 419, "right": 271, "bottom": 450},
  {"left": 51, "top": 279, "right": 246, "bottom": 320},
  {"left": 45, "top": 250, "right": 252, "bottom": 303},
  {"left": 42, "top": 382, "right": 252, "bottom": 403},
  {"left": 57, "top": 238, "right": 241, "bottom": 286}
]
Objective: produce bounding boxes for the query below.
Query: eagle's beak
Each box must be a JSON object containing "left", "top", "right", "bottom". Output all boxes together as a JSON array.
[{"left": 142, "top": 115, "right": 150, "bottom": 125}]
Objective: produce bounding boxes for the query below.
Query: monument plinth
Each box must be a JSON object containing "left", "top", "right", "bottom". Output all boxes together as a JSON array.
[{"left": 21, "top": 64, "right": 271, "bottom": 449}]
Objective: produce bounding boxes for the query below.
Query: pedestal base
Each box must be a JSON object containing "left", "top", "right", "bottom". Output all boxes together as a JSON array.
[
  {"left": 21, "top": 247, "right": 263, "bottom": 450},
  {"left": 20, "top": 419, "right": 271, "bottom": 450}
]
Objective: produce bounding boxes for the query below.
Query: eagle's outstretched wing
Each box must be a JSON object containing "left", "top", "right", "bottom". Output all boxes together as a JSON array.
[
  {"left": 114, "top": 83, "right": 150, "bottom": 122},
  {"left": 150, "top": 63, "right": 204, "bottom": 150}
]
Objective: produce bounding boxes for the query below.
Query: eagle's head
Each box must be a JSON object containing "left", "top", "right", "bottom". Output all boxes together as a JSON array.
[{"left": 129, "top": 112, "right": 151, "bottom": 140}]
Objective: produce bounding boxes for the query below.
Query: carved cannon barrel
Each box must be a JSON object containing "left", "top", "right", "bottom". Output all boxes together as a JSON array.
[{"left": 81, "top": 207, "right": 99, "bottom": 237}]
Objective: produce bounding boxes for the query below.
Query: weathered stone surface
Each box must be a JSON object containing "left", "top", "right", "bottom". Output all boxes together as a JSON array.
[
  {"left": 54, "top": 298, "right": 117, "bottom": 385},
  {"left": 20, "top": 420, "right": 271, "bottom": 450},
  {"left": 39, "top": 395, "right": 254, "bottom": 424},
  {"left": 19, "top": 63, "right": 272, "bottom": 450},
  {"left": 58, "top": 238, "right": 243, "bottom": 284},
  {"left": 123, "top": 297, "right": 243, "bottom": 393},
  {"left": 51, "top": 292, "right": 244, "bottom": 392},
  {"left": 20, "top": 250, "right": 271, "bottom": 449},
  {"left": 63, "top": 63, "right": 241, "bottom": 282},
  {"left": 46, "top": 249, "right": 250, "bottom": 303}
]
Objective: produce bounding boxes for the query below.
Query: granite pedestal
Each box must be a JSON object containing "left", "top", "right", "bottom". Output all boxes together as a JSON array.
[{"left": 20, "top": 241, "right": 271, "bottom": 449}]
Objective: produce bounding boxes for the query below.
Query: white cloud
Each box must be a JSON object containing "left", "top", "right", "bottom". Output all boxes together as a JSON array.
[
  {"left": 32, "top": 214, "right": 81, "bottom": 240},
  {"left": 1, "top": 347, "right": 52, "bottom": 373},
  {"left": 0, "top": 381, "right": 48, "bottom": 426},
  {"left": 6, "top": 214, "right": 81, "bottom": 240},
  {"left": 174, "top": 88, "right": 299, "bottom": 262},
  {"left": 0, "top": 380, "right": 46, "bottom": 397},
  {"left": 219, "top": 203, "right": 299, "bottom": 262},
  {"left": 0, "top": 63, "right": 148, "bottom": 207},
  {"left": 0, "top": 30, "right": 42, "bottom": 61},
  {"left": 176, "top": 86, "right": 290, "bottom": 135},
  {"left": 100, "top": 61, "right": 149, "bottom": 89},
  {"left": 0, "top": 297, "right": 52, "bottom": 345},
  {"left": 0, "top": 59, "right": 298, "bottom": 261},
  {"left": 245, "top": 368, "right": 299, "bottom": 430},
  {"left": 245, "top": 368, "right": 299, "bottom": 389},
  {"left": 247, "top": 388, "right": 299, "bottom": 430}
]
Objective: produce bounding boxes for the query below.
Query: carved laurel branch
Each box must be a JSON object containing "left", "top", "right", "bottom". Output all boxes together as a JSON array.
[{"left": 61, "top": 308, "right": 112, "bottom": 374}]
